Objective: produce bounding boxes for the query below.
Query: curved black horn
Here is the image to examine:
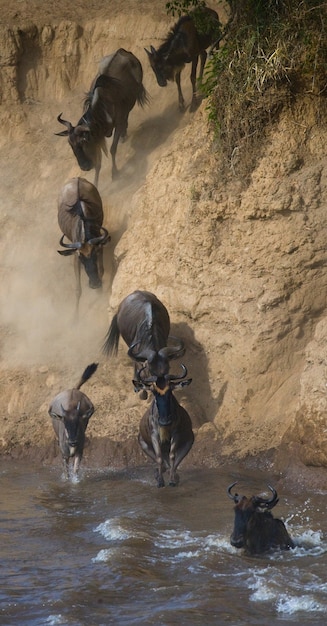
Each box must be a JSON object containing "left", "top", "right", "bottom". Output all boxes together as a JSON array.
[
  {"left": 134, "top": 365, "right": 157, "bottom": 386},
  {"left": 88, "top": 227, "right": 110, "bottom": 246},
  {"left": 227, "top": 481, "right": 239, "bottom": 501},
  {"left": 253, "top": 484, "right": 279, "bottom": 509},
  {"left": 58, "top": 234, "right": 83, "bottom": 250},
  {"left": 127, "top": 342, "right": 156, "bottom": 363},
  {"left": 159, "top": 337, "right": 185, "bottom": 360},
  {"left": 57, "top": 113, "right": 73, "bottom": 132},
  {"left": 166, "top": 363, "right": 188, "bottom": 381}
]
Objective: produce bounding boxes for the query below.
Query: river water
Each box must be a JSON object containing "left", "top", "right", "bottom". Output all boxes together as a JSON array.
[{"left": 1, "top": 460, "right": 326, "bottom": 626}]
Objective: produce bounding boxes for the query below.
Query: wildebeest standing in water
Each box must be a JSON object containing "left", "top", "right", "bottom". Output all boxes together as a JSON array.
[
  {"left": 56, "top": 48, "right": 148, "bottom": 186},
  {"left": 145, "top": 6, "right": 220, "bottom": 111},
  {"left": 48, "top": 363, "right": 98, "bottom": 478},
  {"left": 227, "top": 482, "right": 295, "bottom": 554},
  {"left": 57, "top": 177, "right": 110, "bottom": 315},
  {"left": 134, "top": 364, "right": 194, "bottom": 487},
  {"left": 102, "top": 290, "right": 185, "bottom": 382}
]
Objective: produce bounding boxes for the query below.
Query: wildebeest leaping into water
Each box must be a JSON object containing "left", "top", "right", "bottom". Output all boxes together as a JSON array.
[
  {"left": 48, "top": 363, "right": 98, "bottom": 478},
  {"left": 56, "top": 48, "right": 149, "bottom": 186},
  {"left": 134, "top": 363, "right": 194, "bottom": 487},
  {"left": 145, "top": 6, "right": 220, "bottom": 111}
]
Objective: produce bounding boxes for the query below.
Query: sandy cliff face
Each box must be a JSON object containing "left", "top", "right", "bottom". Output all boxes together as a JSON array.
[{"left": 0, "top": 1, "right": 326, "bottom": 487}]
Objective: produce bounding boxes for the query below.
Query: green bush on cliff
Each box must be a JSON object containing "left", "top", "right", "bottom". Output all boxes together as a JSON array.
[{"left": 166, "top": 0, "right": 327, "bottom": 180}]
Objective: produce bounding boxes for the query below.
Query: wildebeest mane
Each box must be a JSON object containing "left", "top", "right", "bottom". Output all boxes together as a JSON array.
[
  {"left": 66, "top": 199, "right": 101, "bottom": 241},
  {"left": 135, "top": 308, "right": 167, "bottom": 353},
  {"left": 158, "top": 15, "right": 191, "bottom": 58}
]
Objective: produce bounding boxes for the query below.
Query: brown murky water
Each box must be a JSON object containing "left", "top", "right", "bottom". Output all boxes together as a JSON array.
[{"left": 1, "top": 460, "right": 326, "bottom": 625}]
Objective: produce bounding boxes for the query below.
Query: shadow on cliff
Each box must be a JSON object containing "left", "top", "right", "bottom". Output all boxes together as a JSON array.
[
  {"left": 171, "top": 321, "right": 228, "bottom": 428},
  {"left": 109, "top": 100, "right": 189, "bottom": 192}
]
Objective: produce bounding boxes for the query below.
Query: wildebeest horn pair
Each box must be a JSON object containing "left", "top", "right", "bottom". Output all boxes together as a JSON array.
[
  {"left": 226, "top": 482, "right": 294, "bottom": 554},
  {"left": 227, "top": 482, "right": 279, "bottom": 509},
  {"left": 135, "top": 362, "right": 189, "bottom": 386},
  {"left": 58, "top": 227, "right": 110, "bottom": 252}
]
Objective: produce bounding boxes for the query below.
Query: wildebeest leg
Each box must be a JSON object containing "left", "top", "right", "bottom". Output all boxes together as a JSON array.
[
  {"left": 110, "top": 126, "right": 124, "bottom": 179},
  {"left": 198, "top": 50, "right": 207, "bottom": 83},
  {"left": 189, "top": 56, "right": 200, "bottom": 112},
  {"left": 73, "top": 453, "right": 82, "bottom": 475},
  {"left": 63, "top": 457, "right": 70, "bottom": 479},
  {"left": 168, "top": 437, "right": 193, "bottom": 486},
  {"left": 175, "top": 71, "right": 185, "bottom": 112},
  {"left": 138, "top": 433, "right": 165, "bottom": 487},
  {"left": 73, "top": 255, "right": 82, "bottom": 317}
]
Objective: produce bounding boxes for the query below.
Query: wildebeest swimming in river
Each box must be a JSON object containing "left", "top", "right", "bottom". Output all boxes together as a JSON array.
[
  {"left": 227, "top": 482, "right": 295, "bottom": 554},
  {"left": 57, "top": 177, "right": 110, "bottom": 315},
  {"left": 134, "top": 363, "right": 194, "bottom": 487},
  {"left": 145, "top": 6, "right": 220, "bottom": 111},
  {"left": 102, "top": 290, "right": 185, "bottom": 383},
  {"left": 48, "top": 363, "right": 98, "bottom": 478},
  {"left": 56, "top": 48, "right": 149, "bottom": 186}
]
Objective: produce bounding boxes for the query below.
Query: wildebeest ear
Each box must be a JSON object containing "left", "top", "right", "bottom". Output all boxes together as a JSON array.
[
  {"left": 57, "top": 249, "right": 75, "bottom": 256},
  {"left": 48, "top": 410, "right": 63, "bottom": 420},
  {"left": 83, "top": 407, "right": 94, "bottom": 420},
  {"left": 132, "top": 379, "right": 143, "bottom": 390},
  {"left": 174, "top": 378, "right": 192, "bottom": 389},
  {"left": 144, "top": 47, "right": 156, "bottom": 58},
  {"left": 55, "top": 130, "right": 69, "bottom": 137}
]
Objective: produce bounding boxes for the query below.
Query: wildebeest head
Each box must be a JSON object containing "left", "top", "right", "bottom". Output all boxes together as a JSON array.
[
  {"left": 56, "top": 112, "right": 110, "bottom": 172},
  {"left": 58, "top": 229, "right": 109, "bottom": 289},
  {"left": 227, "top": 482, "right": 279, "bottom": 549},
  {"left": 144, "top": 46, "right": 175, "bottom": 86},
  {"left": 55, "top": 402, "right": 93, "bottom": 456},
  {"left": 133, "top": 363, "right": 192, "bottom": 427},
  {"left": 128, "top": 338, "right": 185, "bottom": 378}
]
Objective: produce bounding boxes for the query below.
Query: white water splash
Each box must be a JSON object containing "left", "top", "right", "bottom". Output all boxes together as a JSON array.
[
  {"left": 277, "top": 594, "right": 326, "bottom": 615},
  {"left": 94, "top": 518, "right": 133, "bottom": 542}
]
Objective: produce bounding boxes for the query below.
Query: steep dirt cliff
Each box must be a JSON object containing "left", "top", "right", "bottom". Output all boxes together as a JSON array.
[{"left": 0, "top": 1, "right": 326, "bottom": 488}]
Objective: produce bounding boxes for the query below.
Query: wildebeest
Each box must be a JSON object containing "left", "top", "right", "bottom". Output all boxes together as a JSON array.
[
  {"left": 48, "top": 363, "right": 98, "bottom": 477},
  {"left": 145, "top": 6, "right": 220, "bottom": 111},
  {"left": 227, "top": 482, "right": 295, "bottom": 554},
  {"left": 102, "top": 290, "right": 185, "bottom": 379},
  {"left": 57, "top": 177, "right": 110, "bottom": 314},
  {"left": 134, "top": 364, "right": 194, "bottom": 487},
  {"left": 56, "top": 48, "right": 148, "bottom": 186}
]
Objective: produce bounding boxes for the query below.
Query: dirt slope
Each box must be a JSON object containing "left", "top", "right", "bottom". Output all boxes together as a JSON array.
[{"left": 0, "top": 1, "right": 327, "bottom": 489}]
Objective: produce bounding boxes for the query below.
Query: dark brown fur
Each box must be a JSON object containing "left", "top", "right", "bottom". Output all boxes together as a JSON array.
[
  {"left": 145, "top": 7, "right": 220, "bottom": 111},
  {"left": 56, "top": 48, "right": 148, "bottom": 185}
]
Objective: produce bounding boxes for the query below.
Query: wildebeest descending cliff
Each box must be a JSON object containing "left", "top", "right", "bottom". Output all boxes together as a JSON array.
[
  {"left": 57, "top": 177, "right": 110, "bottom": 314},
  {"left": 56, "top": 48, "right": 148, "bottom": 186},
  {"left": 145, "top": 6, "right": 220, "bottom": 111},
  {"left": 102, "top": 290, "right": 185, "bottom": 380}
]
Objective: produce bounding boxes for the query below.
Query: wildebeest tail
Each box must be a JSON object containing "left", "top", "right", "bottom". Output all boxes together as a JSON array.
[
  {"left": 76, "top": 362, "right": 98, "bottom": 389},
  {"left": 137, "top": 84, "right": 150, "bottom": 108},
  {"left": 102, "top": 314, "right": 120, "bottom": 356}
]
